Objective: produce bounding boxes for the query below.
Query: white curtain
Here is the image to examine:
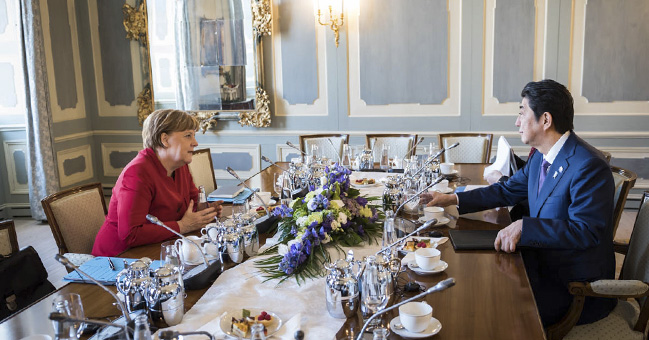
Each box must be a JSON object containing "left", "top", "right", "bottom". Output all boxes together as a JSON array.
[{"left": 20, "top": 0, "right": 60, "bottom": 221}]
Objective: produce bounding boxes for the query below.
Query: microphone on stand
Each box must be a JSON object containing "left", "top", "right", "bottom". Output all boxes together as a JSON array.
[
  {"left": 146, "top": 215, "right": 209, "bottom": 267},
  {"left": 356, "top": 278, "right": 456, "bottom": 340},
  {"left": 411, "top": 142, "right": 460, "bottom": 178},
  {"left": 375, "top": 219, "right": 437, "bottom": 256},
  {"left": 55, "top": 254, "right": 131, "bottom": 324},
  {"left": 49, "top": 312, "right": 133, "bottom": 340},
  {"left": 326, "top": 138, "right": 343, "bottom": 163},
  {"left": 393, "top": 176, "right": 445, "bottom": 218},
  {"left": 286, "top": 141, "right": 308, "bottom": 156},
  {"left": 226, "top": 167, "right": 270, "bottom": 216},
  {"left": 261, "top": 155, "right": 288, "bottom": 172},
  {"left": 403, "top": 137, "right": 425, "bottom": 160},
  {"left": 146, "top": 215, "right": 222, "bottom": 290}
]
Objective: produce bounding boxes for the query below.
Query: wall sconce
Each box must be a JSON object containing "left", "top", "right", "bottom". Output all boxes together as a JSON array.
[{"left": 315, "top": 0, "right": 344, "bottom": 47}]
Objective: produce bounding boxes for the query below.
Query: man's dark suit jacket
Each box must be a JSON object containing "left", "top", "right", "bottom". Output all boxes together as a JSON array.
[{"left": 457, "top": 132, "right": 616, "bottom": 326}]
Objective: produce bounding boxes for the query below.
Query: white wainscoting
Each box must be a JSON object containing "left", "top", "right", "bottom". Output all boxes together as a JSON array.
[
  {"left": 199, "top": 144, "right": 261, "bottom": 181},
  {"left": 57, "top": 145, "right": 93, "bottom": 187},
  {"left": 3, "top": 141, "right": 28, "bottom": 194}
]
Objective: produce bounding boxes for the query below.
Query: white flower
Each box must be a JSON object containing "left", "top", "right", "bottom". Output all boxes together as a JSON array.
[
  {"left": 296, "top": 216, "right": 308, "bottom": 227},
  {"left": 322, "top": 233, "right": 332, "bottom": 244},
  {"left": 330, "top": 200, "right": 344, "bottom": 209},
  {"left": 287, "top": 239, "right": 301, "bottom": 248},
  {"left": 337, "top": 212, "right": 348, "bottom": 225},
  {"left": 331, "top": 220, "right": 341, "bottom": 231},
  {"left": 278, "top": 244, "right": 289, "bottom": 255}
]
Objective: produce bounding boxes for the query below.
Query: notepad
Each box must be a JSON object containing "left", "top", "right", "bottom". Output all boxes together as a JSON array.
[
  {"left": 208, "top": 185, "right": 245, "bottom": 199},
  {"left": 449, "top": 229, "right": 500, "bottom": 250},
  {"left": 207, "top": 187, "right": 257, "bottom": 203},
  {"left": 63, "top": 257, "right": 163, "bottom": 285}
]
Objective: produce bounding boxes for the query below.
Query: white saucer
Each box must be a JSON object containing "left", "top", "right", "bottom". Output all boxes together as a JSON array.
[
  {"left": 390, "top": 316, "right": 442, "bottom": 338},
  {"left": 433, "top": 187, "right": 453, "bottom": 194},
  {"left": 417, "top": 216, "right": 450, "bottom": 226},
  {"left": 408, "top": 260, "right": 448, "bottom": 275}
]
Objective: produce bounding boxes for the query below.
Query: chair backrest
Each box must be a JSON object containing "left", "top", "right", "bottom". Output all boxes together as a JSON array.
[
  {"left": 299, "top": 134, "right": 350, "bottom": 162},
  {"left": 620, "top": 191, "right": 649, "bottom": 331},
  {"left": 0, "top": 219, "right": 19, "bottom": 256},
  {"left": 365, "top": 134, "right": 418, "bottom": 162},
  {"left": 438, "top": 133, "right": 493, "bottom": 163},
  {"left": 602, "top": 151, "right": 612, "bottom": 163},
  {"left": 41, "top": 182, "right": 107, "bottom": 255},
  {"left": 611, "top": 166, "right": 637, "bottom": 237},
  {"left": 188, "top": 148, "right": 217, "bottom": 194}
]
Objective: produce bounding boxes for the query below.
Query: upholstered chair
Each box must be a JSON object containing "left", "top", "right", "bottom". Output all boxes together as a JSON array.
[
  {"left": 611, "top": 166, "right": 637, "bottom": 238},
  {"left": 41, "top": 183, "right": 107, "bottom": 269},
  {"left": 546, "top": 191, "right": 649, "bottom": 340},
  {"left": 188, "top": 148, "right": 217, "bottom": 194},
  {"left": 438, "top": 133, "right": 493, "bottom": 163},
  {"left": 0, "top": 219, "right": 19, "bottom": 256},
  {"left": 365, "top": 134, "right": 418, "bottom": 162},
  {"left": 299, "top": 134, "right": 350, "bottom": 163}
]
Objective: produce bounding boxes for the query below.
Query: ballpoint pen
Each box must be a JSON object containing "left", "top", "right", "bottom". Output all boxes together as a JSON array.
[{"left": 107, "top": 257, "right": 116, "bottom": 271}]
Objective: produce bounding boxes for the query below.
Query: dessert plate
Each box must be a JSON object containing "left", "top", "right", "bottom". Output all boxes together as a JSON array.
[{"left": 220, "top": 308, "right": 283, "bottom": 339}]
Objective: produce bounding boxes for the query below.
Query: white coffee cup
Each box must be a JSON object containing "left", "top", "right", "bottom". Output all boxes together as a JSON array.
[
  {"left": 424, "top": 206, "right": 445, "bottom": 220},
  {"left": 175, "top": 235, "right": 204, "bottom": 265},
  {"left": 432, "top": 179, "right": 449, "bottom": 192},
  {"left": 200, "top": 223, "right": 220, "bottom": 241},
  {"left": 440, "top": 162, "right": 455, "bottom": 175},
  {"left": 415, "top": 247, "right": 441, "bottom": 271},
  {"left": 399, "top": 301, "right": 433, "bottom": 333}
]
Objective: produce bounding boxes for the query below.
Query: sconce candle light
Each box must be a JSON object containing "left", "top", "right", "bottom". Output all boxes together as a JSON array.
[{"left": 315, "top": 0, "right": 344, "bottom": 47}]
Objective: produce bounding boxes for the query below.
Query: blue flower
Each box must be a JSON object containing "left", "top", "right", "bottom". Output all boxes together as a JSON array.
[{"left": 271, "top": 204, "right": 294, "bottom": 218}]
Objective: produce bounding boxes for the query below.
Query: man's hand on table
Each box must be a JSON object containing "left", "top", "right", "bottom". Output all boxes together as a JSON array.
[
  {"left": 421, "top": 192, "right": 457, "bottom": 207},
  {"left": 494, "top": 219, "right": 522, "bottom": 253},
  {"left": 178, "top": 199, "right": 219, "bottom": 233}
]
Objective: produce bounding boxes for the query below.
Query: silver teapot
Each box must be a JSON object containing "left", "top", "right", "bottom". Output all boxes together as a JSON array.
[
  {"left": 382, "top": 178, "right": 403, "bottom": 213},
  {"left": 116, "top": 260, "right": 151, "bottom": 313},
  {"left": 359, "top": 254, "right": 395, "bottom": 318},
  {"left": 147, "top": 267, "right": 184, "bottom": 328},
  {"left": 324, "top": 254, "right": 364, "bottom": 319}
]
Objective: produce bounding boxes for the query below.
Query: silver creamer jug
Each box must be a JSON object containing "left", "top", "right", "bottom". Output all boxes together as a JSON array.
[
  {"left": 147, "top": 267, "right": 184, "bottom": 328},
  {"left": 116, "top": 260, "right": 151, "bottom": 313},
  {"left": 324, "top": 254, "right": 364, "bottom": 319}
]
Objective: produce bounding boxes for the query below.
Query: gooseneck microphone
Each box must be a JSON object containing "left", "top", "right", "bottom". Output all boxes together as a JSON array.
[
  {"left": 261, "top": 155, "right": 288, "bottom": 172},
  {"left": 286, "top": 141, "right": 308, "bottom": 156},
  {"left": 54, "top": 254, "right": 132, "bottom": 325},
  {"left": 403, "top": 137, "right": 425, "bottom": 159},
  {"left": 226, "top": 167, "right": 270, "bottom": 216},
  {"left": 145, "top": 215, "right": 209, "bottom": 267},
  {"left": 393, "top": 176, "right": 445, "bottom": 218},
  {"left": 356, "top": 278, "right": 456, "bottom": 340}
]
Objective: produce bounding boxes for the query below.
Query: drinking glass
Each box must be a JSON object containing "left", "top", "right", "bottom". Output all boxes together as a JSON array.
[
  {"left": 341, "top": 144, "right": 352, "bottom": 168},
  {"left": 308, "top": 144, "right": 319, "bottom": 165},
  {"left": 379, "top": 145, "right": 390, "bottom": 170},
  {"left": 232, "top": 200, "right": 250, "bottom": 223},
  {"left": 51, "top": 293, "right": 85, "bottom": 339},
  {"left": 161, "top": 240, "right": 184, "bottom": 287},
  {"left": 361, "top": 257, "right": 389, "bottom": 326},
  {"left": 382, "top": 211, "right": 396, "bottom": 248},
  {"left": 280, "top": 174, "right": 294, "bottom": 205}
]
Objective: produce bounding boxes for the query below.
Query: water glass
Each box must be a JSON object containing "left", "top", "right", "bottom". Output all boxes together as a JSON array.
[
  {"left": 161, "top": 240, "right": 184, "bottom": 282},
  {"left": 273, "top": 173, "right": 283, "bottom": 198},
  {"left": 379, "top": 145, "right": 390, "bottom": 170},
  {"left": 382, "top": 211, "right": 396, "bottom": 248},
  {"left": 51, "top": 293, "right": 85, "bottom": 339},
  {"left": 280, "top": 174, "right": 294, "bottom": 205},
  {"left": 341, "top": 144, "right": 352, "bottom": 168}
]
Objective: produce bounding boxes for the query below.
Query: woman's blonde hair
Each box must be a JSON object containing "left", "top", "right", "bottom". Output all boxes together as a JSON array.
[{"left": 142, "top": 109, "right": 199, "bottom": 149}]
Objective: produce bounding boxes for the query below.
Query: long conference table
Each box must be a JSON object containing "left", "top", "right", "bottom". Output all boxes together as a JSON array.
[{"left": 0, "top": 164, "right": 546, "bottom": 340}]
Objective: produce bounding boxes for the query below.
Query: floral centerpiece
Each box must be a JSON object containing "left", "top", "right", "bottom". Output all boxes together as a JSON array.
[{"left": 256, "top": 163, "right": 382, "bottom": 283}]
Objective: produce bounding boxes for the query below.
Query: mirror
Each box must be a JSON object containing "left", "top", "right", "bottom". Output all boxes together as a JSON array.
[{"left": 122, "top": 0, "right": 272, "bottom": 131}]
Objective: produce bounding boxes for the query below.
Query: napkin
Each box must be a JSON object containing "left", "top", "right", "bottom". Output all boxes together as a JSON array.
[{"left": 483, "top": 136, "right": 515, "bottom": 178}]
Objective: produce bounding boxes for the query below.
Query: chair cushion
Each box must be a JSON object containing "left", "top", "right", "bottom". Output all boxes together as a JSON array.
[
  {"left": 63, "top": 253, "right": 95, "bottom": 267},
  {"left": 564, "top": 299, "right": 643, "bottom": 340},
  {"left": 50, "top": 190, "right": 105, "bottom": 254}
]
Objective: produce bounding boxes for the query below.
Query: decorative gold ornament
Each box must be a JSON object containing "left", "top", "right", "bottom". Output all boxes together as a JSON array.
[
  {"left": 122, "top": 2, "right": 148, "bottom": 44},
  {"left": 252, "top": 0, "right": 272, "bottom": 36},
  {"left": 316, "top": 2, "right": 344, "bottom": 47},
  {"left": 239, "top": 88, "right": 271, "bottom": 127},
  {"left": 192, "top": 111, "right": 220, "bottom": 133},
  {"left": 137, "top": 84, "right": 153, "bottom": 125}
]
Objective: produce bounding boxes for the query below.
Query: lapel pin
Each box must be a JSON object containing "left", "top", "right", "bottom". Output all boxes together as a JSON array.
[
  {"left": 553, "top": 171, "right": 558, "bottom": 179},
  {"left": 559, "top": 166, "right": 563, "bottom": 173}
]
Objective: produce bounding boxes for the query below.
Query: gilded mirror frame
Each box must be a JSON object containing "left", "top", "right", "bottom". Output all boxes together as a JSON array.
[{"left": 122, "top": 0, "right": 272, "bottom": 132}]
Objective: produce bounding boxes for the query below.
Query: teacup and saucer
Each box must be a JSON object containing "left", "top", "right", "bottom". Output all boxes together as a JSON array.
[{"left": 390, "top": 302, "right": 442, "bottom": 338}]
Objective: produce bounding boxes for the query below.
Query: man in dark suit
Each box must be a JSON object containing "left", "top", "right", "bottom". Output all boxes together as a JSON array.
[{"left": 425, "top": 79, "right": 616, "bottom": 326}]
